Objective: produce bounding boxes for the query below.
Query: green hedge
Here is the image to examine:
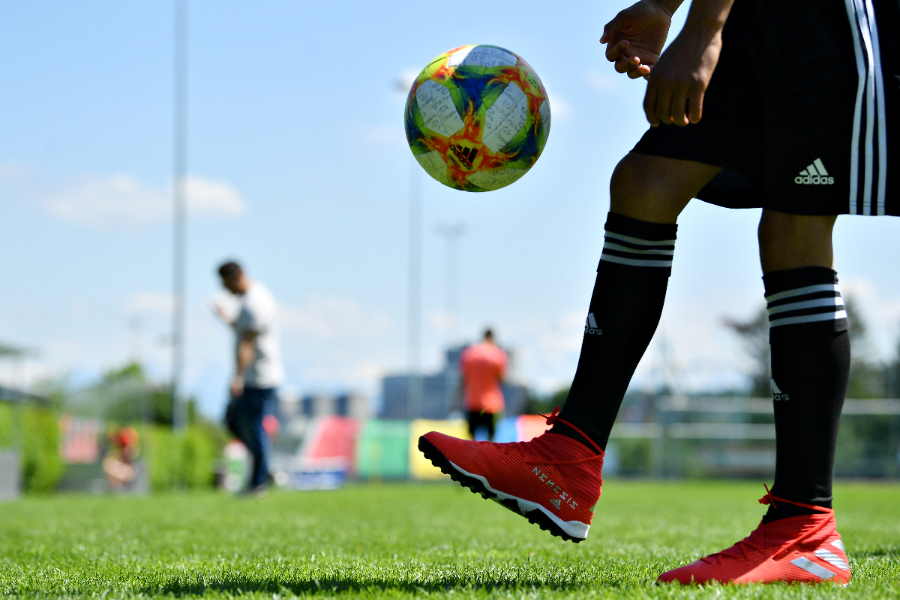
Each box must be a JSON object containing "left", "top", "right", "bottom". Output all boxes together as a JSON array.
[
  {"left": 2, "top": 403, "right": 226, "bottom": 494},
  {"left": 0, "top": 404, "right": 12, "bottom": 448},
  {"left": 0, "top": 404, "right": 65, "bottom": 493},
  {"left": 144, "top": 424, "right": 226, "bottom": 491}
]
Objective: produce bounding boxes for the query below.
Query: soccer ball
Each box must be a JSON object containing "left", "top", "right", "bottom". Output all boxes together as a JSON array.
[{"left": 404, "top": 44, "right": 551, "bottom": 192}]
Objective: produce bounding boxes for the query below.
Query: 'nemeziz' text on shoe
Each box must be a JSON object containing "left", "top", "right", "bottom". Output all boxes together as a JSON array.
[
  {"left": 418, "top": 410, "right": 604, "bottom": 542},
  {"left": 658, "top": 490, "right": 851, "bottom": 585}
]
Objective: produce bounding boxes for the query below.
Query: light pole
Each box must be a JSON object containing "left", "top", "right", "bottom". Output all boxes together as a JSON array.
[
  {"left": 395, "top": 74, "right": 424, "bottom": 419},
  {"left": 434, "top": 222, "right": 466, "bottom": 346},
  {"left": 408, "top": 163, "right": 423, "bottom": 419},
  {"left": 172, "top": 0, "right": 188, "bottom": 430}
]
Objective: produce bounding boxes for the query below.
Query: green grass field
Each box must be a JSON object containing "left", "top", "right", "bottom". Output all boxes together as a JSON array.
[{"left": 2, "top": 481, "right": 898, "bottom": 598}]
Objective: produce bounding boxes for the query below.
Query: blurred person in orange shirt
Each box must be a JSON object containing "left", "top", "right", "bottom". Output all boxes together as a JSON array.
[
  {"left": 460, "top": 328, "right": 508, "bottom": 441},
  {"left": 103, "top": 426, "right": 139, "bottom": 491}
]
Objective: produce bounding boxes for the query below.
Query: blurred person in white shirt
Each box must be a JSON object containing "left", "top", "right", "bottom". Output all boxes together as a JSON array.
[{"left": 213, "top": 260, "right": 284, "bottom": 494}]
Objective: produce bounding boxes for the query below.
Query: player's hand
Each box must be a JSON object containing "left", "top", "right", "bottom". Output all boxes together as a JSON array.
[
  {"left": 212, "top": 302, "right": 228, "bottom": 322},
  {"left": 643, "top": 30, "right": 722, "bottom": 126},
  {"left": 601, "top": 0, "right": 674, "bottom": 80},
  {"left": 230, "top": 375, "right": 244, "bottom": 398}
]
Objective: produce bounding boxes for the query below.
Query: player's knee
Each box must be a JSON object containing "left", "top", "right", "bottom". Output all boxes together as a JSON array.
[
  {"left": 610, "top": 154, "right": 664, "bottom": 204},
  {"left": 609, "top": 154, "right": 693, "bottom": 222},
  {"left": 758, "top": 211, "right": 836, "bottom": 246},
  {"left": 758, "top": 210, "right": 837, "bottom": 270}
]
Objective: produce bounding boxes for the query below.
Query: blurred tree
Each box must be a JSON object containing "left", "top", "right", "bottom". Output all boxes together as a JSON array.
[
  {"left": 724, "top": 295, "right": 885, "bottom": 398},
  {"left": 61, "top": 362, "right": 196, "bottom": 426}
]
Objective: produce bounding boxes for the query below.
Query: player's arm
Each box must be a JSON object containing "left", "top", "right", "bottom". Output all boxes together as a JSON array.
[
  {"left": 601, "top": 0, "right": 686, "bottom": 79},
  {"left": 231, "top": 330, "right": 257, "bottom": 397},
  {"left": 644, "top": 0, "right": 734, "bottom": 126}
]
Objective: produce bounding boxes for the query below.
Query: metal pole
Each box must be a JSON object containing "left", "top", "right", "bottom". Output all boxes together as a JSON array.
[
  {"left": 435, "top": 222, "right": 466, "bottom": 346},
  {"left": 407, "top": 162, "right": 423, "bottom": 419},
  {"left": 172, "top": 0, "right": 188, "bottom": 430}
]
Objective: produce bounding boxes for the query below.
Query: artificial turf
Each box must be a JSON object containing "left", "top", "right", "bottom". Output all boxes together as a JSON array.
[{"left": 1, "top": 480, "right": 898, "bottom": 598}]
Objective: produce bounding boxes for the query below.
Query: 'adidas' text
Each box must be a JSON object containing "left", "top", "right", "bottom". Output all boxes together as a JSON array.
[{"left": 795, "top": 158, "right": 835, "bottom": 186}]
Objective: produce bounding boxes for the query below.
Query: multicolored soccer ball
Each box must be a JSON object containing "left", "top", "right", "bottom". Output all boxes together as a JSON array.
[{"left": 404, "top": 44, "right": 551, "bottom": 192}]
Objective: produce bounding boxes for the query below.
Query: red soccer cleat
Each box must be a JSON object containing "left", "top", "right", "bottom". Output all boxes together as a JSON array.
[
  {"left": 658, "top": 489, "right": 852, "bottom": 585},
  {"left": 418, "top": 410, "right": 604, "bottom": 542}
]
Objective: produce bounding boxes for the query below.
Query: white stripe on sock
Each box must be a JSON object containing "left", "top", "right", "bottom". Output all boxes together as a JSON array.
[
  {"left": 604, "top": 231, "right": 675, "bottom": 247},
  {"left": 599, "top": 255, "right": 672, "bottom": 268},
  {"left": 770, "top": 310, "right": 848, "bottom": 328},
  {"left": 603, "top": 242, "right": 675, "bottom": 256},
  {"left": 767, "top": 297, "right": 845, "bottom": 316},
  {"left": 765, "top": 284, "right": 839, "bottom": 303}
]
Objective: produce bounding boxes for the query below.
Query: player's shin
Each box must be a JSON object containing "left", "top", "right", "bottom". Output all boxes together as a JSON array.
[
  {"left": 555, "top": 212, "right": 677, "bottom": 449},
  {"left": 763, "top": 267, "right": 850, "bottom": 521}
]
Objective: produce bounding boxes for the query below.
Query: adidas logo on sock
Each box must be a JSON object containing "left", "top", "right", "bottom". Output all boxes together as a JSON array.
[
  {"left": 772, "top": 379, "right": 790, "bottom": 402},
  {"left": 794, "top": 159, "right": 835, "bottom": 185},
  {"left": 584, "top": 313, "right": 603, "bottom": 336}
]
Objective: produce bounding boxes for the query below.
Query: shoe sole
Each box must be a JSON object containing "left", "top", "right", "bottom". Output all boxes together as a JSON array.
[{"left": 418, "top": 436, "right": 588, "bottom": 543}]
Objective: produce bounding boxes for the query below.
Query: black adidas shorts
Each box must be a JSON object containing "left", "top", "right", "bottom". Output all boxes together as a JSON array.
[{"left": 633, "top": 0, "right": 898, "bottom": 216}]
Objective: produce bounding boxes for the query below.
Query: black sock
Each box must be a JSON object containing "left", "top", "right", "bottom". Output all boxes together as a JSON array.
[
  {"left": 762, "top": 267, "right": 850, "bottom": 522},
  {"left": 555, "top": 212, "right": 677, "bottom": 449}
]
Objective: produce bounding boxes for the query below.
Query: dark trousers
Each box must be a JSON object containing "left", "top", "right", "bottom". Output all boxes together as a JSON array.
[
  {"left": 466, "top": 410, "right": 497, "bottom": 441},
  {"left": 225, "top": 386, "right": 276, "bottom": 489}
]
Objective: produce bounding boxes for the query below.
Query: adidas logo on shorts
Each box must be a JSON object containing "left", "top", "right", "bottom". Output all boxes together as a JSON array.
[{"left": 794, "top": 159, "right": 835, "bottom": 185}]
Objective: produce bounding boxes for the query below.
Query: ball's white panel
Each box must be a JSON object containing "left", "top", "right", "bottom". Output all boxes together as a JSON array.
[
  {"left": 483, "top": 83, "right": 528, "bottom": 153},
  {"left": 446, "top": 46, "right": 475, "bottom": 67},
  {"left": 538, "top": 98, "right": 552, "bottom": 149},
  {"left": 468, "top": 167, "right": 527, "bottom": 191},
  {"left": 416, "top": 80, "right": 464, "bottom": 138},
  {"left": 415, "top": 150, "right": 452, "bottom": 186},
  {"left": 458, "top": 45, "right": 517, "bottom": 69}
]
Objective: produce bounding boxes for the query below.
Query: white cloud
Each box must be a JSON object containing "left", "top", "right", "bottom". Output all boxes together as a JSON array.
[
  {"left": 281, "top": 295, "right": 393, "bottom": 341},
  {"left": 842, "top": 277, "right": 900, "bottom": 357},
  {"left": 0, "top": 162, "right": 27, "bottom": 178},
  {"left": 586, "top": 69, "right": 625, "bottom": 94},
  {"left": 365, "top": 125, "right": 406, "bottom": 146},
  {"left": 45, "top": 174, "right": 244, "bottom": 226},
  {"left": 128, "top": 292, "right": 175, "bottom": 315},
  {"left": 548, "top": 93, "right": 573, "bottom": 121}
]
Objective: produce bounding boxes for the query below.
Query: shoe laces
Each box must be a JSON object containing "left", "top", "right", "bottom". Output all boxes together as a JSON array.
[
  {"left": 520, "top": 408, "right": 605, "bottom": 467},
  {"left": 700, "top": 484, "right": 834, "bottom": 565}
]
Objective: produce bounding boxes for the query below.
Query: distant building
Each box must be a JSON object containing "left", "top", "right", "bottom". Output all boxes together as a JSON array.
[
  {"left": 280, "top": 390, "right": 370, "bottom": 422},
  {"left": 379, "top": 344, "right": 529, "bottom": 420}
]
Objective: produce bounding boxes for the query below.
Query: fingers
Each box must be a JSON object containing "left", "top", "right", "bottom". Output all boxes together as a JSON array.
[
  {"left": 607, "top": 40, "right": 653, "bottom": 79},
  {"left": 629, "top": 64, "right": 651, "bottom": 79},
  {"left": 687, "top": 83, "right": 705, "bottom": 124},
  {"left": 670, "top": 86, "right": 690, "bottom": 127},
  {"left": 605, "top": 39, "right": 629, "bottom": 63}
]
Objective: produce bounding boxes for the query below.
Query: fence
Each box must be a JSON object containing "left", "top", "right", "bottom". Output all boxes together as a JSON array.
[{"left": 607, "top": 397, "right": 900, "bottom": 479}]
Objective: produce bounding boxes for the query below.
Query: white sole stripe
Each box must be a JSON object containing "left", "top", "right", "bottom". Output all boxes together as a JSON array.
[
  {"left": 792, "top": 556, "right": 836, "bottom": 580},
  {"left": 767, "top": 297, "right": 845, "bottom": 316},
  {"left": 604, "top": 231, "right": 675, "bottom": 247},
  {"left": 600, "top": 255, "right": 672, "bottom": 268},
  {"left": 831, "top": 539, "right": 846, "bottom": 552},
  {"left": 765, "top": 284, "right": 839, "bottom": 303},
  {"left": 445, "top": 458, "right": 590, "bottom": 540},
  {"left": 770, "top": 310, "right": 849, "bottom": 328}
]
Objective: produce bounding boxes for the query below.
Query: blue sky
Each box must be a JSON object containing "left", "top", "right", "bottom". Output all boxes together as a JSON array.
[{"left": 3, "top": 1, "right": 900, "bottom": 417}]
